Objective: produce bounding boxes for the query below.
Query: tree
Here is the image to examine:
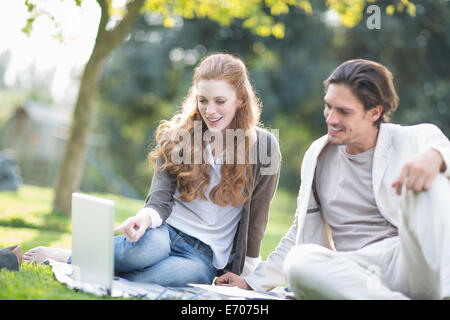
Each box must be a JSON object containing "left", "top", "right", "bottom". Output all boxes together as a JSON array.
[{"left": 22, "top": 0, "right": 415, "bottom": 215}]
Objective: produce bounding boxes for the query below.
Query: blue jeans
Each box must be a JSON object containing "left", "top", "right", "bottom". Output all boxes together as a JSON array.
[{"left": 113, "top": 223, "right": 216, "bottom": 287}]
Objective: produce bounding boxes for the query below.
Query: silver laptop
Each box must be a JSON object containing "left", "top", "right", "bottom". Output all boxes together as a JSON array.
[
  {"left": 69, "top": 193, "right": 265, "bottom": 299},
  {"left": 71, "top": 192, "right": 167, "bottom": 297},
  {"left": 71, "top": 192, "right": 115, "bottom": 293}
]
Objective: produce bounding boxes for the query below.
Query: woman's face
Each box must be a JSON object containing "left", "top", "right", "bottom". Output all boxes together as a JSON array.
[{"left": 196, "top": 79, "right": 242, "bottom": 134}]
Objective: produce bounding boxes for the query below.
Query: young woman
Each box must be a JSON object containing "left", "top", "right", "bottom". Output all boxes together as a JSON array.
[{"left": 24, "top": 53, "right": 281, "bottom": 287}]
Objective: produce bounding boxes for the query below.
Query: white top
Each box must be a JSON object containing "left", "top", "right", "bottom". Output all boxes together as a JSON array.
[
  {"left": 314, "top": 144, "right": 398, "bottom": 251},
  {"left": 139, "top": 141, "right": 243, "bottom": 269}
]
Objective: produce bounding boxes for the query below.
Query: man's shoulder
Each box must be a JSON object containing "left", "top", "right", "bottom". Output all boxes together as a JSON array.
[
  {"left": 382, "top": 122, "right": 442, "bottom": 133},
  {"left": 300, "top": 134, "right": 328, "bottom": 166},
  {"left": 307, "top": 134, "right": 328, "bottom": 153},
  {"left": 381, "top": 122, "right": 444, "bottom": 140}
]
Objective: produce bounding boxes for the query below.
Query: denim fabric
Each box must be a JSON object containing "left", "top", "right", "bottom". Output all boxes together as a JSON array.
[
  {"left": 113, "top": 223, "right": 215, "bottom": 287},
  {"left": 67, "top": 223, "right": 215, "bottom": 287}
]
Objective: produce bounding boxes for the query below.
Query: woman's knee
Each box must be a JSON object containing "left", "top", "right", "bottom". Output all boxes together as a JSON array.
[
  {"left": 179, "top": 257, "right": 215, "bottom": 285},
  {"left": 114, "top": 225, "right": 171, "bottom": 271},
  {"left": 151, "top": 258, "right": 215, "bottom": 287}
]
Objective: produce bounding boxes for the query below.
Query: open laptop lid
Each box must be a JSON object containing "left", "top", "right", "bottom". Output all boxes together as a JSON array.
[{"left": 71, "top": 192, "right": 114, "bottom": 292}]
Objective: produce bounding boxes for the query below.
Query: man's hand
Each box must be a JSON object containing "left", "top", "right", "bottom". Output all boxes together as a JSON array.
[
  {"left": 215, "top": 272, "right": 251, "bottom": 290},
  {"left": 114, "top": 212, "right": 152, "bottom": 242},
  {"left": 392, "top": 148, "right": 445, "bottom": 195}
]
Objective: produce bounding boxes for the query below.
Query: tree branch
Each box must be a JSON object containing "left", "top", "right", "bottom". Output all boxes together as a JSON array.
[
  {"left": 110, "top": 0, "right": 146, "bottom": 44},
  {"left": 104, "top": 0, "right": 146, "bottom": 50},
  {"left": 96, "top": 0, "right": 110, "bottom": 38}
]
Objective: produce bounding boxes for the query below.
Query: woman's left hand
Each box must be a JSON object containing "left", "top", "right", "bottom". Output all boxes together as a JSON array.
[{"left": 114, "top": 213, "right": 152, "bottom": 242}]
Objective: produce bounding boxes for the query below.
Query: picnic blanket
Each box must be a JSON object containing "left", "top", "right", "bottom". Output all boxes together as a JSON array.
[{"left": 46, "top": 259, "right": 293, "bottom": 300}]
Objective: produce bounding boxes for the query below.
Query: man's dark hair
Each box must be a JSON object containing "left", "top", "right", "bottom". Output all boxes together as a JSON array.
[{"left": 324, "top": 59, "right": 400, "bottom": 127}]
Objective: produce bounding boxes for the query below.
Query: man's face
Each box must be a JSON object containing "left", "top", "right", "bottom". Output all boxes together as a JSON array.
[{"left": 323, "top": 83, "right": 381, "bottom": 154}]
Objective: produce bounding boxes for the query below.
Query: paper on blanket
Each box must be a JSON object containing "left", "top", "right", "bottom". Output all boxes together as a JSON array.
[{"left": 188, "top": 283, "right": 285, "bottom": 300}]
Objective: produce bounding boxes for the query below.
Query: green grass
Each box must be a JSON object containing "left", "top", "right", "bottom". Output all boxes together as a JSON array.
[
  {"left": 0, "top": 185, "right": 142, "bottom": 234},
  {"left": 0, "top": 184, "right": 296, "bottom": 299},
  {"left": 0, "top": 262, "right": 106, "bottom": 300}
]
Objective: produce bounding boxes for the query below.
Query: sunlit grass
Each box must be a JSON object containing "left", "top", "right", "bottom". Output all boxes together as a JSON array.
[
  {"left": 0, "top": 185, "right": 144, "bottom": 232},
  {"left": 0, "top": 184, "right": 295, "bottom": 299},
  {"left": 0, "top": 262, "right": 114, "bottom": 300},
  {"left": 261, "top": 190, "right": 296, "bottom": 258},
  {"left": 0, "top": 226, "right": 71, "bottom": 252},
  {"left": 0, "top": 185, "right": 67, "bottom": 231}
]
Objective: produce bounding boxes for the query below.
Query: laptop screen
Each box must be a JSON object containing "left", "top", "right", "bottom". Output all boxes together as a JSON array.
[{"left": 71, "top": 193, "right": 115, "bottom": 291}]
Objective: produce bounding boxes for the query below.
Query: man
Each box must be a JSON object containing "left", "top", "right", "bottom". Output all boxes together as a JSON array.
[{"left": 216, "top": 59, "right": 450, "bottom": 299}]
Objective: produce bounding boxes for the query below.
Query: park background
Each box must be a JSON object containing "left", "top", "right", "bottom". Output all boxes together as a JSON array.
[{"left": 0, "top": 0, "right": 449, "bottom": 299}]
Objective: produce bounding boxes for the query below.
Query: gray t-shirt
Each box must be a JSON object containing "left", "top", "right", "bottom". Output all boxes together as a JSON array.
[{"left": 314, "top": 144, "right": 398, "bottom": 251}]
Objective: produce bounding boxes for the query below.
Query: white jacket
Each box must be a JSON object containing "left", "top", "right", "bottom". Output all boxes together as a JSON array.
[{"left": 245, "top": 123, "right": 450, "bottom": 291}]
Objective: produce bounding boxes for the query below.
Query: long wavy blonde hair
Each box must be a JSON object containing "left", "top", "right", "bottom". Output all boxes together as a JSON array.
[{"left": 148, "top": 53, "right": 262, "bottom": 207}]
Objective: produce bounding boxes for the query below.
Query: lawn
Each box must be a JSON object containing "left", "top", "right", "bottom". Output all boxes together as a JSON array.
[{"left": 0, "top": 184, "right": 296, "bottom": 300}]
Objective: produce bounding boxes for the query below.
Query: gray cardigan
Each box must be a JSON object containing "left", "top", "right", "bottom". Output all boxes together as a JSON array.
[{"left": 144, "top": 127, "right": 281, "bottom": 275}]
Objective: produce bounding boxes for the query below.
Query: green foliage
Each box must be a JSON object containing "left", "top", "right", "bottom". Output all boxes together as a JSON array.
[
  {"left": 22, "top": 0, "right": 82, "bottom": 35},
  {"left": 143, "top": 0, "right": 315, "bottom": 39},
  {"left": 17, "top": 0, "right": 423, "bottom": 199},
  {"left": 94, "top": 0, "right": 448, "bottom": 198},
  {"left": 329, "top": 0, "right": 450, "bottom": 135},
  {"left": 20, "top": 0, "right": 415, "bottom": 41},
  {"left": 97, "top": 5, "right": 335, "bottom": 195}
]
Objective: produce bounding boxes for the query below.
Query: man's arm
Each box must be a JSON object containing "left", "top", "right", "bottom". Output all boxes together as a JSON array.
[
  {"left": 392, "top": 148, "right": 446, "bottom": 195},
  {"left": 392, "top": 124, "right": 450, "bottom": 195},
  {"left": 215, "top": 272, "right": 251, "bottom": 289}
]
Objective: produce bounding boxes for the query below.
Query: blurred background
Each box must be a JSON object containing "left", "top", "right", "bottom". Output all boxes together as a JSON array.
[
  {"left": 0, "top": 0, "right": 448, "bottom": 211},
  {"left": 0, "top": 1, "right": 449, "bottom": 298}
]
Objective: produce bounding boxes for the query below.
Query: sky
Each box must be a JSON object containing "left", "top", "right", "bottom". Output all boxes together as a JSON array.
[{"left": 0, "top": 0, "right": 101, "bottom": 104}]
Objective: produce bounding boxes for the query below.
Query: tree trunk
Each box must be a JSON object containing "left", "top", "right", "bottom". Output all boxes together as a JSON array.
[
  {"left": 52, "top": 54, "right": 106, "bottom": 214},
  {"left": 52, "top": 0, "right": 145, "bottom": 215}
]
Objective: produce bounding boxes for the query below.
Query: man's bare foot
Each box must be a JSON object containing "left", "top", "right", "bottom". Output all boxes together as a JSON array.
[{"left": 23, "top": 246, "right": 71, "bottom": 264}]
